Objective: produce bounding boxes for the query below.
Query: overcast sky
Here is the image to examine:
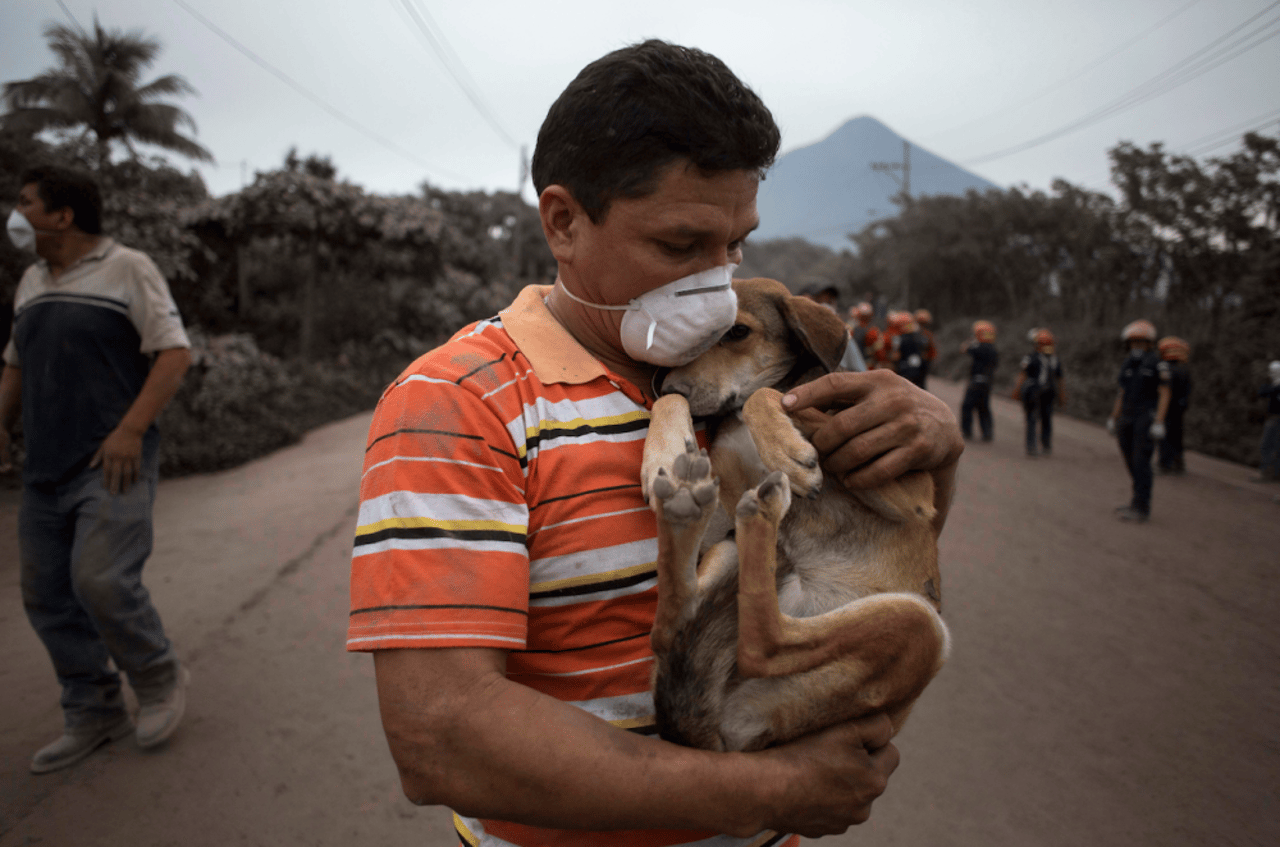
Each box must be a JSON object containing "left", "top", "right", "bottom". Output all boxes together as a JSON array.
[{"left": 3, "top": 0, "right": 1278, "bottom": 206}]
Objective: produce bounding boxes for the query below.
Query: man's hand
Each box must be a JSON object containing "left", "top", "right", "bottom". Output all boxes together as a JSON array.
[
  {"left": 756, "top": 714, "right": 899, "bottom": 838},
  {"left": 91, "top": 425, "right": 144, "bottom": 495},
  {"left": 782, "top": 370, "right": 963, "bottom": 489}
]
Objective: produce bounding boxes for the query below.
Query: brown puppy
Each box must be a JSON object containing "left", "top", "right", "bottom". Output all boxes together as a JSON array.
[{"left": 641, "top": 277, "right": 949, "bottom": 752}]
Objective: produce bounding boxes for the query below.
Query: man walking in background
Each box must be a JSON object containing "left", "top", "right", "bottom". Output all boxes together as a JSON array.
[{"left": 1, "top": 164, "right": 192, "bottom": 773}]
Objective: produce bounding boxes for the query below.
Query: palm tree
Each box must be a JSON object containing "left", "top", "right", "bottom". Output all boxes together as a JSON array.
[{"left": 1, "top": 18, "right": 212, "bottom": 173}]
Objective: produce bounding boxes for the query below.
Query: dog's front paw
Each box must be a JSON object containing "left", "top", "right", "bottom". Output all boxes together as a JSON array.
[
  {"left": 652, "top": 443, "right": 719, "bottom": 527},
  {"left": 755, "top": 426, "right": 823, "bottom": 500}
]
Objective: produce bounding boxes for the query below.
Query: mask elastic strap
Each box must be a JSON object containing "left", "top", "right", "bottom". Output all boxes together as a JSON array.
[{"left": 555, "top": 280, "right": 634, "bottom": 311}]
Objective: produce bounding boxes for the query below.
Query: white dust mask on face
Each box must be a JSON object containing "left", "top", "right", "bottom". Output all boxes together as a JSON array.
[
  {"left": 558, "top": 263, "right": 739, "bottom": 367},
  {"left": 7, "top": 209, "right": 36, "bottom": 252}
]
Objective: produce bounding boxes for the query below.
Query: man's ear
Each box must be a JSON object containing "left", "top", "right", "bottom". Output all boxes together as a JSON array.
[
  {"left": 539, "top": 185, "right": 583, "bottom": 265},
  {"left": 50, "top": 205, "right": 76, "bottom": 233}
]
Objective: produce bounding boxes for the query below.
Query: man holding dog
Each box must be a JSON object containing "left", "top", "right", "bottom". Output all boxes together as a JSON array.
[
  {"left": 2, "top": 165, "right": 192, "bottom": 773},
  {"left": 349, "top": 40, "right": 963, "bottom": 847}
]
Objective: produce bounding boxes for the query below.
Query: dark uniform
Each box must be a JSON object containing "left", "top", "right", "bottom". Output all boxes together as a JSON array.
[
  {"left": 1157, "top": 360, "right": 1191, "bottom": 473},
  {"left": 1116, "top": 349, "right": 1171, "bottom": 517},
  {"left": 1019, "top": 351, "right": 1063, "bottom": 455},
  {"left": 961, "top": 341, "right": 998, "bottom": 441},
  {"left": 893, "top": 330, "right": 928, "bottom": 388}
]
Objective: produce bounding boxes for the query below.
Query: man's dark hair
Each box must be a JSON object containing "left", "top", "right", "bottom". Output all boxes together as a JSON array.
[
  {"left": 19, "top": 164, "right": 103, "bottom": 234},
  {"left": 531, "top": 40, "right": 781, "bottom": 223}
]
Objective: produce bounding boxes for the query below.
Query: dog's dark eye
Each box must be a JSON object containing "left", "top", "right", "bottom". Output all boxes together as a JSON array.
[{"left": 723, "top": 324, "right": 751, "bottom": 342}]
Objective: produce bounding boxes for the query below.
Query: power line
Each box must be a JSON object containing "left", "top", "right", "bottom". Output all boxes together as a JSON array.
[
  {"left": 923, "top": 0, "right": 1202, "bottom": 143},
  {"left": 392, "top": 0, "right": 519, "bottom": 149},
  {"left": 51, "top": 0, "right": 85, "bottom": 32},
  {"left": 171, "top": 0, "right": 469, "bottom": 183},
  {"left": 963, "top": 0, "right": 1280, "bottom": 167},
  {"left": 1182, "top": 110, "right": 1280, "bottom": 157}
]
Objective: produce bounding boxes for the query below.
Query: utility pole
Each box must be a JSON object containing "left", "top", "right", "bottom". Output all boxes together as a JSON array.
[
  {"left": 513, "top": 144, "right": 530, "bottom": 279},
  {"left": 870, "top": 141, "right": 913, "bottom": 308}
]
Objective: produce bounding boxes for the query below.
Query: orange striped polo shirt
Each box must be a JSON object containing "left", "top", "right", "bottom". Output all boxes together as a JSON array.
[{"left": 348, "top": 285, "right": 794, "bottom": 847}]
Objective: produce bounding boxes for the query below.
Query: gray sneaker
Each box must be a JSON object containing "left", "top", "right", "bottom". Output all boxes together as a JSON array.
[
  {"left": 31, "top": 716, "right": 133, "bottom": 774},
  {"left": 136, "top": 666, "right": 190, "bottom": 749}
]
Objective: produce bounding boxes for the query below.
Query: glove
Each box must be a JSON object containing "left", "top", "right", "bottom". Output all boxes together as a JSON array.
[
  {"left": 1106, "top": 417, "right": 1116, "bottom": 436},
  {"left": 1149, "top": 421, "right": 1166, "bottom": 441}
]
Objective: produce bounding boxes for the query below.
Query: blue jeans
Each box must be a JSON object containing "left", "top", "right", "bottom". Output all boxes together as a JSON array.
[{"left": 19, "top": 449, "right": 177, "bottom": 732}]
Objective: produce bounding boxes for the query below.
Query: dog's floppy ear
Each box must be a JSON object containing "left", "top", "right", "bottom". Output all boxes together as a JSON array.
[{"left": 780, "top": 295, "right": 850, "bottom": 374}]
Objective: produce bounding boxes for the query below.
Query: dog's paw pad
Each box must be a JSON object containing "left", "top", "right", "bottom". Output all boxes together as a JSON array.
[
  {"left": 663, "top": 488, "right": 703, "bottom": 521},
  {"left": 652, "top": 470, "right": 676, "bottom": 501},
  {"left": 673, "top": 449, "right": 711, "bottom": 482}
]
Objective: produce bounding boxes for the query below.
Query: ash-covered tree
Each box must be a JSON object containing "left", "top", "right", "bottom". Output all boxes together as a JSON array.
[{"left": 1, "top": 18, "right": 212, "bottom": 174}]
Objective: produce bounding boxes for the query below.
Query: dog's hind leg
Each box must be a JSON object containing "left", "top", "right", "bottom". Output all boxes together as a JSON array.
[{"left": 649, "top": 443, "right": 720, "bottom": 656}]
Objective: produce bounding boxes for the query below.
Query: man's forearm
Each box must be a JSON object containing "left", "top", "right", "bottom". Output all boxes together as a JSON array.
[
  {"left": 117, "top": 347, "right": 191, "bottom": 436},
  {"left": 377, "top": 648, "right": 778, "bottom": 836},
  {"left": 1155, "top": 385, "right": 1171, "bottom": 424},
  {"left": 374, "top": 647, "right": 894, "bottom": 839}
]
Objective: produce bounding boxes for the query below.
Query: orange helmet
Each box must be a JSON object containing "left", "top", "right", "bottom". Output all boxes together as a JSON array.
[
  {"left": 1034, "top": 328, "right": 1055, "bottom": 352},
  {"left": 1121, "top": 319, "right": 1156, "bottom": 343},
  {"left": 889, "top": 311, "right": 918, "bottom": 332},
  {"left": 973, "top": 320, "right": 996, "bottom": 343},
  {"left": 914, "top": 308, "right": 933, "bottom": 327},
  {"left": 1158, "top": 336, "right": 1190, "bottom": 361}
]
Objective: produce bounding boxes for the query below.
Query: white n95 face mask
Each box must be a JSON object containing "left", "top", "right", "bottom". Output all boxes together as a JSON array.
[
  {"left": 558, "top": 264, "right": 739, "bottom": 367},
  {"left": 7, "top": 209, "right": 36, "bottom": 252}
]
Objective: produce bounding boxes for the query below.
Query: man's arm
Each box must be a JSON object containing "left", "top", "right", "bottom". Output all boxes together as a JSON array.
[
  {"left": 779, "top": 370, "right": 962, "bottom": 533},
  {"left": 1154, "top": 383, "right": 1172, "bottom": 425},
  {"left": 0, "top": 364, "right": 20, "bottom": 473},
  {"left": 92, "top": 346, "right": 191, "bottom": 494},
  {"left": 375, "top": 646, "right": 899, "bottom": 839}
]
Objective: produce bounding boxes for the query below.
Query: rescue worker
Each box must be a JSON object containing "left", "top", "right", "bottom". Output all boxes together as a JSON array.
[
  {"left": 1106, "top": 319, "right": 1172, "bottom": 523},
  {"left": 848, "top": 302, "right": 879, "bottom": 366},
  {"left": 1012, "top": 328, "right": 1065, "bottom": 457},
  {"left": 871, "top": 310, "right": 901, "bottom": 371},
  {"left": 914, "top": 308, "right": 938, "bottom": 390},
  {"left": 1156, "top": 336, "right": 1192, "bottom": 474},
  {"left": 1257, "top": 360, "right": 1280, "bottom": 482},
  {"left": 891, "top": 311, "right": 928, "bottom": 388},
  {"left": 960, "top": 320, "right": 999, "bottom": 441}
]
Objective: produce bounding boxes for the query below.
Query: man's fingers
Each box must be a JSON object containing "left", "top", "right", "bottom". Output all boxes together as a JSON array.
[{"left": 783, "top": 372, "right": 870, "bottom": 413}]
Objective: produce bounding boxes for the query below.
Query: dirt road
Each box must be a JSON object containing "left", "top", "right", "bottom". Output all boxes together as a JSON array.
[{"left": 2, "top": 380, "right": 1277, "bottom": 846}]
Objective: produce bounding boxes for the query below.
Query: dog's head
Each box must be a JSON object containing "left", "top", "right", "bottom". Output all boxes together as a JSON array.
[{"left": 659, "top": 277, "right": 850, "bottom": 416}]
